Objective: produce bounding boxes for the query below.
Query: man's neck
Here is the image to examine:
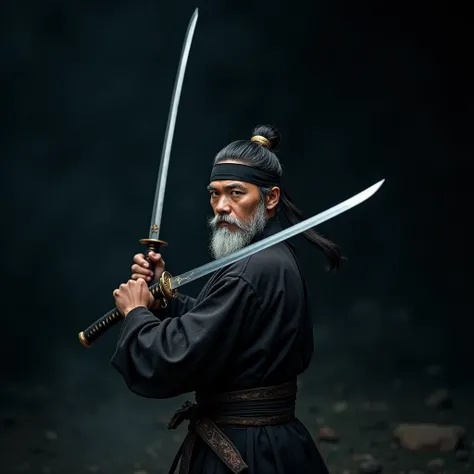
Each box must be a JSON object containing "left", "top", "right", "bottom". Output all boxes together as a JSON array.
[{"left": 252, "top": 215, "right": 281, "bottom": 243}]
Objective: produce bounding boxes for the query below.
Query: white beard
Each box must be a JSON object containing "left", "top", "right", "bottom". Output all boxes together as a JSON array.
[{"left": 208, "top": 201, "right": 268, "bottom": 259}]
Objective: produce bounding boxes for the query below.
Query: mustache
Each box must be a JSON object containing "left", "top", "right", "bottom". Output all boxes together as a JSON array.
[{"left": 207, "top": 213, "right": 246, "bottom": 230}]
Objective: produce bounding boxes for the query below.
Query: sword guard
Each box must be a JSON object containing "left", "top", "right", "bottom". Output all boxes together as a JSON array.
[
  {"left": 139, "top": 238, "right": 168, "bottom": 250},
  {"left": 139, "top": 238, "right": 168, "bottom": 287}
]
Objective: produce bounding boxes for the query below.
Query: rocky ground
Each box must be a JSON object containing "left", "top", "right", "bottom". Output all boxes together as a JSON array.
[
  {"left": 2, "top": 359, "right": 473, "bottom": 474},
  {"left": 301, "top": 372, "right": 473, "bottom": 474}
]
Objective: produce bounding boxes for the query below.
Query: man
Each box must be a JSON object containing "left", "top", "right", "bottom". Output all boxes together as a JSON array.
[{"left": 111, "top": 125, "right": 342, "bottom": 473}]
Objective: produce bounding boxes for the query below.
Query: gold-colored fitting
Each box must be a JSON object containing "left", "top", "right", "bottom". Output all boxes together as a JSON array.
[
  {"left": 159, "top": 271, "right": 177, "bottom": 299},
  {"left": 78, "top": 331, "right": 91, "bottom": 348},
  {"left": 158, "top": 271, "right": 178, "bottom": 306},
  {"left": 251, "top": 135, "right": 270, "bottom": 148},
  {"left": 139, "top": 238, "right": 168, "bottom": 248}
]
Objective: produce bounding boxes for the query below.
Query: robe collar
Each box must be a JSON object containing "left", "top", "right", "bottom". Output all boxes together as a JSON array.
[{"left": 251, "top": 215, "right": 296, "bottom": 250}]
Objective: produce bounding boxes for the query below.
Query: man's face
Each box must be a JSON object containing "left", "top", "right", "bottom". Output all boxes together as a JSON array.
[
  {"left": 207, "top": 179, "right": 261, "bottom": 228},
  {"left": 207, "top": 179, "right": 268, "bottom": 259}
]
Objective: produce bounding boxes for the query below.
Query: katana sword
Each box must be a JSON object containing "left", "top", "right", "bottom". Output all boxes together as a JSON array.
[
  {"left": 139, "top": 8, "right": 199, "bottom": 264},
  {"left": 78, "top": 179, "right": 385, "bottom": 347}
]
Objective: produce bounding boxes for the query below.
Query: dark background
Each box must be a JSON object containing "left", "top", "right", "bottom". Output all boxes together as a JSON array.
[{"left": 1, "top": 1, "right": 472, "bottom": 473}]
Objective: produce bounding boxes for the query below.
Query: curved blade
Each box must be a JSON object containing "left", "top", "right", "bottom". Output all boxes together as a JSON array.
[
  {"left": 170, "top": 179, "right": 385, "bottom": 289},
  {"left": 149, "top": 8, "right": 199, "bottom": 240}
]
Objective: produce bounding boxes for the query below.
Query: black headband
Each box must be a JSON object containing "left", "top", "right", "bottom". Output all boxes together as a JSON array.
[{"left": 209, "top": 163, "right": 280, "bottom": 187}]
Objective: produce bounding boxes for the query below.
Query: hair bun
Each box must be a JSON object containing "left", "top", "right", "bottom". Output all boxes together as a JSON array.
[{"left": 251, "top": 124, "right": 281, "bottom": 151}]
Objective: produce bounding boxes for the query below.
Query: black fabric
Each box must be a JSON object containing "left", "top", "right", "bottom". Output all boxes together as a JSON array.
[
  {"left": 197, "top": 394, "right": 296, "bottom": 419},
  {"left": 189, "top": 422, "right": 328, "bottom": 473},
  {"left": 110, "top": 216, "right": 328, "bottom": 474},
  {"left": 209, "top": 163, "right": 280, "bottom": 187}
]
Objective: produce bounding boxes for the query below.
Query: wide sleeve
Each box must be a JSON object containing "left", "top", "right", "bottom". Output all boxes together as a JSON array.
[
  {"left": 110, "top": 275, "right": 258, "bottom": 399},
  {"left": 151, "top": 293, "right": 196, "bottom": 319}
]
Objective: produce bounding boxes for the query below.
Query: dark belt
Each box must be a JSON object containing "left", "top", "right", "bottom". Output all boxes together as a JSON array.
[{"left": 167, "top": 380, "right": 298, "bottom": 474}]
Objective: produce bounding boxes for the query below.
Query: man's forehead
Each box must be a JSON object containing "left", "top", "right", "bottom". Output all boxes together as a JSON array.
[{"left": 207, "top": 180, "right": 250, "bottom": 190}]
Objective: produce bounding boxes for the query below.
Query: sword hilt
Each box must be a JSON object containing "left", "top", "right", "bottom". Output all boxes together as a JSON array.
[
  {"left": 77, "top": 271, "right": 177, "bottom": 348},
  {"left": 139, "top": 238, "right": 168, "bottom": 286}
]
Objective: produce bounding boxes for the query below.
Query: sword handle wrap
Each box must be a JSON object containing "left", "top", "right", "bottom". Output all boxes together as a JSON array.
[
  {"left": 78, "top": 306, "right": 124, "bottom": 347},
  {"left": 78, "top": 272, "right": 177, "bottom": 348}
]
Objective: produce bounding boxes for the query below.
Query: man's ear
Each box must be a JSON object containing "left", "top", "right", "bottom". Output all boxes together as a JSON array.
[{"left": 266, "top": 186, "right": 280, "bottom": 211}]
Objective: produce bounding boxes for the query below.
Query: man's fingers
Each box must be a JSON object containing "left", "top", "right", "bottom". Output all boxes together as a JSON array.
[
  {"left": 131, "top": 263, "right": 153, "bottom": 275},
  {"left": 133, "top": 253, "right": 150, "bottom": 268},
  {"left": 131, "top": 264, "right": 154, "bottom": 280},
  {"left": 148, "top": 252, "right": 165, "bottom": 265},
  {"left": 131, "top": 270, "right": 154, "bottom": 281},
  {"left": 132, "top": 273, "right": 151, "bottom": 282}
]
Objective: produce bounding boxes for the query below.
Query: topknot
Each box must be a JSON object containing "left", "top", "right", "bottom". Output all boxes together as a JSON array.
[{"left": 251, "top": 124, "right": 281, "bottom": 151}]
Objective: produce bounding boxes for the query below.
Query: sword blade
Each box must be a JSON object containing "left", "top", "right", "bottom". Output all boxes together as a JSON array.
[
  {"left": 149, "top": 8, "right": 199, "bottom": 240},
  {"left": 170, "top": 179, "right": 385, "bottom": 289}
]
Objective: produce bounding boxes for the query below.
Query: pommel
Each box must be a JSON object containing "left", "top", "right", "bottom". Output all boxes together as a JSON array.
[{"left": 78, "top": 331, "right": 91, "bottom": 348}]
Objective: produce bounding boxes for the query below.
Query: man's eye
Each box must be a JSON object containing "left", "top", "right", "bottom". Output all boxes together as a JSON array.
[
  {"left": 231, "top": 191, "right": 242, "bottom": 196},
  {"left": 210, "top": 191, "right": 218, "bottom": 197}
]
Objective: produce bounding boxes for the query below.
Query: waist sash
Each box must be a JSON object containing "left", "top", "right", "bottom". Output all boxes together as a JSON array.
[{"left": 167, "top": 380, "right": 298, "bottom": 474}]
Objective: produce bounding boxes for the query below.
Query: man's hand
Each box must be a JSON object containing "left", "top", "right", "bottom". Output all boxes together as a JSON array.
[
  {"left": 131, "top": 252, "right": 166, "bottom": 283},
  {"left": 113, "top": 279, "right": 154, "bottom": 317}
]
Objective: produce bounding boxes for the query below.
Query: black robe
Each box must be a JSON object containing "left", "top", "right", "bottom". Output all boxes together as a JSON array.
[{"left": 111, "top": 217, "right": 329, "bottom": 474}]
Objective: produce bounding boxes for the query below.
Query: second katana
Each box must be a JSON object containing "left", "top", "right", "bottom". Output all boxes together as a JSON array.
[{"left": 78, "top": 179, "right": 385, "bottom": 347}]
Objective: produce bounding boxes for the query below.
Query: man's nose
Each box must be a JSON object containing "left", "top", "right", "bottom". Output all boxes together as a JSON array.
[{"left": 215, "top": 196, "right": 231, "bottom": 214}]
